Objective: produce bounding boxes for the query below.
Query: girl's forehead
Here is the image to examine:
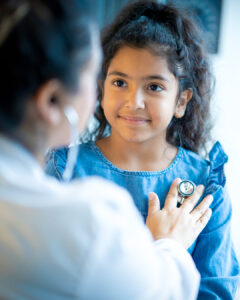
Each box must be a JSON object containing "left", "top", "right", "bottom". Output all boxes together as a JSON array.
[{"left": 107, "top": 46, "right": 175, "bottom": 81}]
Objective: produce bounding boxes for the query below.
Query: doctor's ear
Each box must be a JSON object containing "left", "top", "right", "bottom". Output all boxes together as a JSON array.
[
  {"left": 174, "top": 89, "right": 193, "bottom": 119},
  {"left": 34, "top": 80, "right": 66, "bottom": 126}
]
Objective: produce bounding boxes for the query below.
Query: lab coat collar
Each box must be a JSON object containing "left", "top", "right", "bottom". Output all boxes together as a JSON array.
[{"left": 0, "top": 134, "right": 45, "bottom": 187}]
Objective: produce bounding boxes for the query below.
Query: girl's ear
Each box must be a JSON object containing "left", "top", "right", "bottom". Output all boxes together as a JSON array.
[{"left": 174, "top": 89, "right": 193, "bottom": 119}]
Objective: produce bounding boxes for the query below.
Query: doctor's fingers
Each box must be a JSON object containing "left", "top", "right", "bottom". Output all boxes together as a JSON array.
[
  {"left": 180, "top": 184, "right": 205, "bottom": 213},
  {"left": 164, "top": 178, "right": 182, "bottom": 210},
  {"left": 195, "top": 208, "right": 212, "bottom": 234},
  {"left": 148, "top": 192, "right": 160, "bottom": 214},
  {"left": 191, "top": 194, "right": 213, "bottom": 222}
]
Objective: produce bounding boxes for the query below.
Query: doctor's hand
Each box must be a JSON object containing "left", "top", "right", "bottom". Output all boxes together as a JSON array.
[{"left": 146, "top": 178, "right": 213, "bottom": 249}]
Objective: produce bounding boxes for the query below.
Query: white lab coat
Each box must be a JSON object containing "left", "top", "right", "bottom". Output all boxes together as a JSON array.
[{"left": 0, "top": 135, "right": 200, "bottom": 300}]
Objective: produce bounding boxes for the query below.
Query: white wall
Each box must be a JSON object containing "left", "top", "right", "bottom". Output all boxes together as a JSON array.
[{"left": 211, "top": 0, "right": 240, "bottom": 262}]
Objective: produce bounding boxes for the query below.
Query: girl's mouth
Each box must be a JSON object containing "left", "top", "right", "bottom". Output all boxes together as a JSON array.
[{"left": 118, "top": 115, "right": 150, "bottom": 125}]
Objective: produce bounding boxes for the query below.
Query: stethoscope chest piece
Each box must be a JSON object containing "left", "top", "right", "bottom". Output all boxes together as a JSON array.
[{"left": 177, "top": 180, "right": 196, "bottom": 207}]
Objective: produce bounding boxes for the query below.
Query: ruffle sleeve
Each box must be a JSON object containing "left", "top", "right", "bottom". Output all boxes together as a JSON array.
[{"left": 205, "top": 141, "right": 228, "bottom": 195}]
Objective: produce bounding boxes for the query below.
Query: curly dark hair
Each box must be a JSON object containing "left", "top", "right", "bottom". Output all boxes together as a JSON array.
[{"left": 91, "top": 0, "right": 214, "bottom": 155}]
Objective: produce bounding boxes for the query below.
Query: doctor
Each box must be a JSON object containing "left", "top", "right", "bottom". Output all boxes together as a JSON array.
[{"left": 0, "top": 0, "right": 213, "bottom": 299}]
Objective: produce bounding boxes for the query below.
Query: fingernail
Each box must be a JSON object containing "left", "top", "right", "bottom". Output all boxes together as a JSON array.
[
  {"left": 207, "top": 195, "right": 213, "bottom": 203},
  {"left": 149, "top": 193, "right": 155, "bottom": 201},
  {"left": 197, "top": 185, "right": 205, "bottom": 192},
  {"left": 207, "top": 208, "right": 212, "bottom": 216},
  {"left": 175, "top": 178, "right": 181, "bottom": 184}
]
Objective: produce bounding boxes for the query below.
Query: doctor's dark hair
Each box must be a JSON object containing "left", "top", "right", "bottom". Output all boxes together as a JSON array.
[
  {"left": 0, "top": 0, "right": 94, "bottom": 133},
  {"left": 93, "top": 0, "right": 213, "bottom": 154}
]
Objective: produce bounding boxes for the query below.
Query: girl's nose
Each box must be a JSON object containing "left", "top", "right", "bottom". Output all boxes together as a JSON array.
[{"left": 125, "top": 89, "right": 145, "bottom": 110}]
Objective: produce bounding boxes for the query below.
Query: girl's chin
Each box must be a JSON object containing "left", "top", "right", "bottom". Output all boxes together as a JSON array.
[{"left": 117, "top": 134, "right": 153, "bottom": 144}]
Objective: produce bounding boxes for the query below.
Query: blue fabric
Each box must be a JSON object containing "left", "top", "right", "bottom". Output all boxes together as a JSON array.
[{"left": 46, "top": 141, "right": 240, "bottom": 299}]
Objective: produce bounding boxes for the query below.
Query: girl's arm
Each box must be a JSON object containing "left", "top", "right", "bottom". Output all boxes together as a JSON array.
[
  {"left": 191, "top": 142, "right": 240, "bottom": 299},
  {"left": 191, "top": 186, "right": 240, "bottom": 299}
]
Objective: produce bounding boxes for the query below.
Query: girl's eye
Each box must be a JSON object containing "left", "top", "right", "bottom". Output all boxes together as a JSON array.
[
  {"left": 113, "top": 80, "right": 127, "bottom": 87},
  {"left": 147, "top": 84, "right": 163, "bottom": 92}
]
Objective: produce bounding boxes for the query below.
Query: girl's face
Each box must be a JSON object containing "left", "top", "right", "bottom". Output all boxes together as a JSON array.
[{"left": 101, "top": 46, "right": 189, "bottom": 145}]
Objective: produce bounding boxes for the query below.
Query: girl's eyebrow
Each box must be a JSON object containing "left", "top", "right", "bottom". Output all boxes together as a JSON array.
[
  {"left": 107, "top": 71, "right": 169, "bottom": 82},
  {"left": 143, "top": 75, "right": 169, "bottom": 82},
  {"left": 107, "top": 71, "right": 128, "bottom": 78}
]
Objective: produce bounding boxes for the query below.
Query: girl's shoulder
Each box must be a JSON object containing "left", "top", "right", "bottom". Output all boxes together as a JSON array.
[
  {"left": 181, "top": 141, "right": 228, "bottom": 191},
  {"left": 77, "top": 141, "right": 103, "bottom": 161},
  {"left": 182, "top": 141, "right": 227, "bottom": 167},
  {"left": 49, "top": 141, "right": 96, "bottom": 161},
  {"left": 45, "top": 142, "right": 95, "bottom": 179}
]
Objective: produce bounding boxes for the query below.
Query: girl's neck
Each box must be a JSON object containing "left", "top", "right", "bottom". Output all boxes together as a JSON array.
[{"left": 96, "top": 135, "right": 178, "bottom": 172}]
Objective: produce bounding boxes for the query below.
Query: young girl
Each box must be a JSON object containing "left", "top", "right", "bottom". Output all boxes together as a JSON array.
[{"left": 46, "top": 1, "right": 240, "bottom": 298}]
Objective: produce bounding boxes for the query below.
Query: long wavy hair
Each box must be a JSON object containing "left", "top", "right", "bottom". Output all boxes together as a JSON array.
[{"left": 88, "top": 0, "right": 214, "bottom": 155}]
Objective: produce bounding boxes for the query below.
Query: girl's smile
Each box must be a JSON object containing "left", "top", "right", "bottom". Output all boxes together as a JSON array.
[{"left": 118, "top": 114, "right": 151, "bottom": 125}]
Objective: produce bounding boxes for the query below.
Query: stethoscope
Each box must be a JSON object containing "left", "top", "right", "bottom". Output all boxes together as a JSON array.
[
  {"left": 177, "top": 180, "right": 196, "bottom": 207},
  {"left": 62, "top": 106, "right": 79, "bottom": 182}
]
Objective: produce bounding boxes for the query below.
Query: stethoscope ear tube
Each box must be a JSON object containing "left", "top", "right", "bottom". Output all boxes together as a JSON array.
[{"left": 62, "top": 106, "right": 79, "bottom": 182}]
